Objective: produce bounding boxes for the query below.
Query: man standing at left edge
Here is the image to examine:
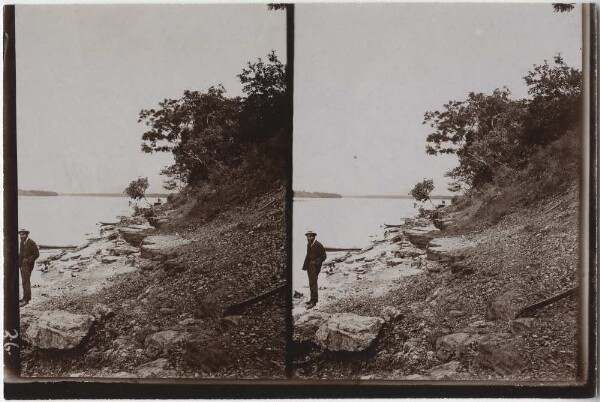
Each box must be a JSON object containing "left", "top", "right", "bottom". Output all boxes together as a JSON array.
[{"left": 18, "top": 228, "right": 39, "bottom": 306}]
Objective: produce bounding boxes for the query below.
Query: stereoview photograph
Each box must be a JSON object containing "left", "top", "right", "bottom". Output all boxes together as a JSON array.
[
  {"left": 11, "top": 4, "right": 288, "bottom": 379},
  {"left": 292, "top": 3, "right": 590, "bottom": 383}
]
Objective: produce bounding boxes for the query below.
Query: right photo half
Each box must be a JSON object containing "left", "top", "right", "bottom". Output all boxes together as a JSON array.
[{"left": 292, "top": 3, "right": 589, "bottom": 383}]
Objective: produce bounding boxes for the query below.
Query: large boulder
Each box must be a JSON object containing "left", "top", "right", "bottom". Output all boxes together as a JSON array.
[
  {"left": 23, "top": 310, "right": 95, "bottom": 350},
  {"left": 315, "top": 313, "right": 384, "bottom": 352},
  {"left": 294, "top": 311, "right": 331, "bottom": 343},
  {"left": 475, "top": 333, "right": 521, "bottom": 375}
]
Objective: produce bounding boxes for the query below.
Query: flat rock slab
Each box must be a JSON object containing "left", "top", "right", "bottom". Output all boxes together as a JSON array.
[
  {"left": 403, "top": 225, "right": 440, "bottom": 249},
  {"left": 23, "top": 310, "right": 95, "bottom": 350},
  {"left": 427, "top": 237, "right": 475, "bottom": 261},
  {"left": 141, "top": 235, "right": 191, "bottom": 259},
  {"left": 315, "top": 313, "right": 384, "bottom": 352},
  {"left": 119, "top": 225, "right": 155, "bottom": 246}
]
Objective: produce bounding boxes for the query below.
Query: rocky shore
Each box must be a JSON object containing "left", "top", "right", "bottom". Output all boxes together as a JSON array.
[
  {"left": 20, "top": 189, "right": 286, "bottom": 378},
  {"left": 293, "top": 186, "right": 579, "bottom": 381}
]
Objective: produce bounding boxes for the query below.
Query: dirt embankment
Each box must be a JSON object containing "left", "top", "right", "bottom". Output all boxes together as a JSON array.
[
  {"left": 293, "top": 185, "right": 581, "bottom": 382},
  {"left": 20, "top": 187, "right": 286, "bottom": 379}
]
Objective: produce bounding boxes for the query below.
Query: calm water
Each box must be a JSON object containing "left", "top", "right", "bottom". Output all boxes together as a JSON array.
[
  {"left": 292, "top": 197, "right": 423, "bottom": 291},
  {"left": 17, "top": 196, "right": 159, "bottom": 248}
]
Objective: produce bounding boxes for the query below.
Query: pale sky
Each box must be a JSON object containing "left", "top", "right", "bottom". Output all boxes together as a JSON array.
[
  {"left": 16, "top": 5, "right": 286, "bottom": 193},
  {"left": 293, "top": 3, "right": 582, "bottom": 196}
]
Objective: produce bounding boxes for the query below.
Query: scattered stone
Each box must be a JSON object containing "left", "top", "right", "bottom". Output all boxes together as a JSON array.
[
  {"left": 450, "top": 261, "right": 475, "bottom": 276},
  {"left": 136, "top": 358, "right": 169, "bottom": 377},
  {"left": 508, "top": 318, "right": 534, "bottom": 335},
  {"left": 91, "top": 304, "right": 115, "bottom": 321},
  {"left": 219, "top": 315, "right": 243, "bottom": 332},
  {"left": 386, "top": 258, "right": 405, "bottom": 267},
  {"left": 315, "top": 313, "right": 384, "bottom": 352},
  {"left": 488, "top": 290, "right": 523, "bottom": 321},
  {"left": 435, "top": 332, "right": 477, "bottom": 362},
  {"left": 101, "top": 256, "right": 119, "bottom": 264},
  {"left": 293, "top": 291, "right": 304, "bottom": 299},
  {"left": 394, "top": 247, "right": 425, "bottom": 258},
  {"left": 144, "top": 330, "right": 183, "bottom": 358},
  {"left": 380, "top": 306, "right": 403, "bottom": 323},
  {"left": 178, "top": 318, "right": 199, "bottom": 326},
  {"left": 429, "top": 360, "right": 461, "bottom": 380},
  {"left": 23, "top": 310, "right": 95, "bottom": 350},
  {"left": 403, "top": 374, "right": 430, "bottom": 380},
  {"left": 448, "top": 310, "right": 465, "bottom": 318}
]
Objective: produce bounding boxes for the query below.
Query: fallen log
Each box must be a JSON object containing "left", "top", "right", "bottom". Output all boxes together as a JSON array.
[
  {"left": 224, "top": 283, "right": 287, "bottom": 316},
  {"left": 325, "top": 247, "right": 361, "bottom": 252},
  {"left": 39, "top": 245, "right": 77, "bottom": 250},
  {"left": 384, "top": 223, "right": 404, "bottom": 228},
  {"left": 515, "top": 285, "right": 578, "bottom": 318},
  {"left": 99, "top": 222, "right": 119, "bottom": 226}
]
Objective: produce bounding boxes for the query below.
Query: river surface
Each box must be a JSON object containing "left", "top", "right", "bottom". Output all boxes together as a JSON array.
[
  {"left": 17, "top": 195, "right": 160, "bottom": 250},
  {"left": 292, "top": 197, "right": 433, "bottom": 292}
]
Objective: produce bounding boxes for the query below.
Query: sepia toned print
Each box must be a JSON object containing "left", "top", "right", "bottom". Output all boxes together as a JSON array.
[
  {"left": 292, "top": 3, "right": 588, "bottom": 382},
  {"left": 13, "top": 4, "right": 288, "bottom": 379}
]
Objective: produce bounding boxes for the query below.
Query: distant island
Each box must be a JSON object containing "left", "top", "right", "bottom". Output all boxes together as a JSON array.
[
  {"left": 18, "top": 189, "right": 58, "bottom": 196},
  {"left": 294, "top": 190, "right": 343, "bottom": 198}
]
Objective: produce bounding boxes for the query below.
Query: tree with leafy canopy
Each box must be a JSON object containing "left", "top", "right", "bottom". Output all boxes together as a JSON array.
[
  {"left": 409, "top": 179, "right": 435, "bottom": 207},
  {"left": 124, "top": 177, "right": 151, "bottom": 206},
  {"left": 138, "top": 52, "right": 287, "bottom": 189},
  {"left": 422, "top": 56, "right": 581, "bottom": 190}
]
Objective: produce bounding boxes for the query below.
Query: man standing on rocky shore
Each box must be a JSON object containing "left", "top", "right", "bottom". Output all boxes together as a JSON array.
[
  {"left": 302, "top": 230, "right": 327, "bottom": 309},
  {"left": 18, "top": 228, "right": 40, "bottom": 307}
]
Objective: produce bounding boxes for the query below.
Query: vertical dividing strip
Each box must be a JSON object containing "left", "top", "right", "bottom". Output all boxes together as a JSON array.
[
  {"left": 284, "top": 3, "right": 295, "bottom": 380},
  {"left": 3, "top": 4, "right": 21, "bottom": 378}
]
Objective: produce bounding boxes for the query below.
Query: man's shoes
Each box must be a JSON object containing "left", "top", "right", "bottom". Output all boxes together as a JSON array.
[
  {"left": 306, "top": 302, "right": 316, "bottom": 310},
  {"left": 19, "top": 300, "right": 29, "bottom": 307},
  {"left": 305, "top": 301, "right": 313, "bottom": 306}
]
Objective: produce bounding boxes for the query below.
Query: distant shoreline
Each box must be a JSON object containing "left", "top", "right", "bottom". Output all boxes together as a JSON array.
[
  {"left": 295, "top": 194, "right": 452, "bottom": 200},
  {"left": 19, "top": 192, "right": 170, "bottom": 198}
]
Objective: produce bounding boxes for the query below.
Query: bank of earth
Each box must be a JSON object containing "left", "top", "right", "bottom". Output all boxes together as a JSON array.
[
  {"left": 21, "top": 188, "right": 286, "bottom": 379},
  {"left": 293, "top": 184, "right": 580, "bottom": 382}
]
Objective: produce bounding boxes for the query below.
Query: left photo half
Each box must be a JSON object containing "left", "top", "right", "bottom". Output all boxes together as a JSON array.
[{"left": 6, "top": 4, "right": 290, "bottom": 380}]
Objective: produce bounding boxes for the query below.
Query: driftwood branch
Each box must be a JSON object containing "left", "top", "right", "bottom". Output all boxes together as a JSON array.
[
  {"left": 515, "top": 285, "right": 578, "bottom": 318},
  {"left": 258, "top": 198, "right": 276, "bottom": 211},
  {"left": 544, "top": 201, "right": 562, "bottom": 214},
  {"left": 224, "top": 283, "right": 287, "bottom": 316},
  {"left": 39, "top": 245, "right": 77, "bottom": 250}
]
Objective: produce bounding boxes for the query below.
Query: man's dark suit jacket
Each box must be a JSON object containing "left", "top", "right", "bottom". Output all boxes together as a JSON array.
[
  {"left": 302, "top": 240, "right": 327, "bottom": 274},
  {"left": 19, "top": 238, "right": 40, "bottom": 268}
]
